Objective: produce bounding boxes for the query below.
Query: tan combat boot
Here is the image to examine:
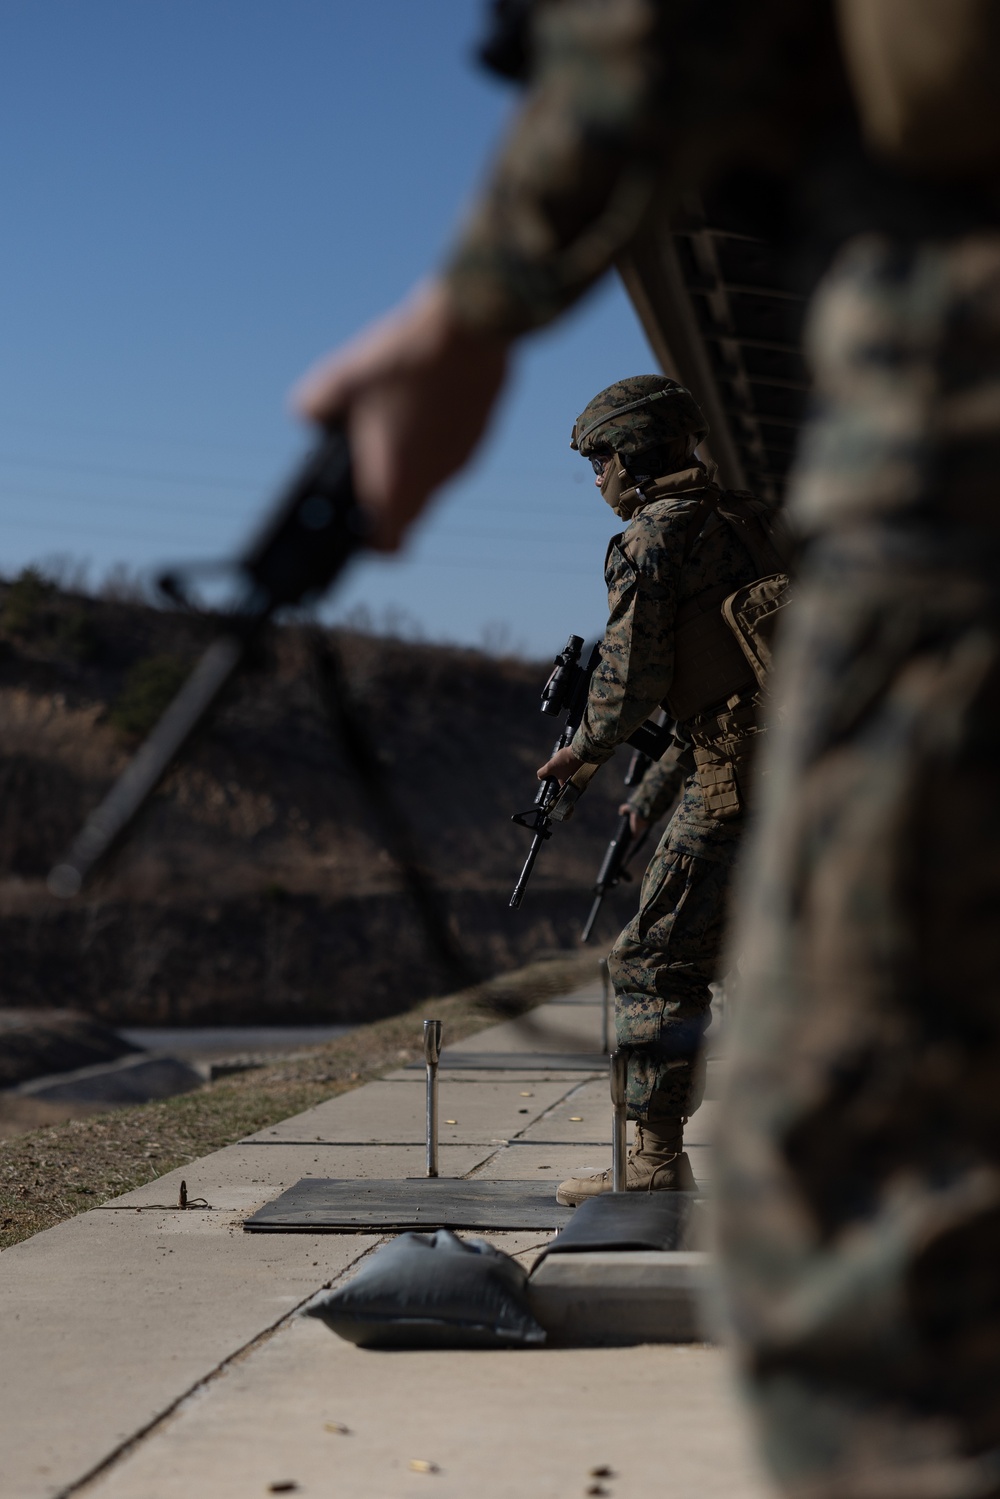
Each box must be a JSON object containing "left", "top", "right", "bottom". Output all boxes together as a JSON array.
[{"left": 555, "top": 1117, "right": 697, "bottom": 1207}]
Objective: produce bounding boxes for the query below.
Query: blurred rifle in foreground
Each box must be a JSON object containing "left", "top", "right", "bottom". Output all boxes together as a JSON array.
[
  {"left": 48, "top": 428, "right": 364, "bottom": 898},
  {"left": 580, "top": 748, "right": 652, "bottom": 944},
  {"left": 47, "top": 426, "right": 473, "bottom": 989},
  {"left": 509, "top": 635, "right": 672, "bottom": 910}
]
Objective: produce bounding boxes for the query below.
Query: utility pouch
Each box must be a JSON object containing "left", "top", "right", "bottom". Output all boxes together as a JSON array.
[
  {"left": 721, "top": 572, "right": 791, "bottom": 690},
  {"left": 692, "top": 724, "right": 761, "bottom": 820},
  {"left": 693, "top": 744, "right": 743, "bottom": 820}
]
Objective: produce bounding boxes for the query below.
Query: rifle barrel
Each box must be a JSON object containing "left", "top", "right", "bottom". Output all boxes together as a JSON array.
[
  {"left": 510, "top": 830, "right": 546, "bottom": 909},
  {"left": 594, "top": 812, "right": 633, "bottom": 889},
  {"left": 581, "top": 890, "right": 605, "bottom": 944}
]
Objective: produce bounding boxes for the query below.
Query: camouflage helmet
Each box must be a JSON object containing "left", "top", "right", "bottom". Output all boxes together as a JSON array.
[{"left": 570, "top": 375, "right": 709, "bottom": 463}]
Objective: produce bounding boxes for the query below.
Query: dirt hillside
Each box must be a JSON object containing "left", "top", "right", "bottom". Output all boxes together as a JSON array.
[{"left": 0, "top": 572, "right": 640, "bottom": 1024}]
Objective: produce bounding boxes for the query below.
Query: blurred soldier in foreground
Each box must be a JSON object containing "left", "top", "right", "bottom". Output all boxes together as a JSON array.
[
  {"left": 295, "top": 3, "right": 1000, "bottom": 1494},
  {"left": 541, "top": 375, "right": 787, "bottom": 1206}
]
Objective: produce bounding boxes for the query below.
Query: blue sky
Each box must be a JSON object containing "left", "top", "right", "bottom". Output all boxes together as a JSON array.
[{"left": 0, "top": 1, "right": 655, "bottom": 656}]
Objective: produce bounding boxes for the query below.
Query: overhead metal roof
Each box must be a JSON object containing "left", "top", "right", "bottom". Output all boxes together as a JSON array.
[{"left": 619, "top": 197, "right": 810, "bottom": 503}]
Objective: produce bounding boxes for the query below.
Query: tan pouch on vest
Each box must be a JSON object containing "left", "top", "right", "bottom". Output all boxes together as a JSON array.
[
  {"left": 721, "top": 572, "right": 791, "bottom": 691},
  {"left": 693, "top": 745, "right": 741, "bottom": 820},
  {"left": 837, "top": 0, "right": 1000, "bottom": 173},
  {"left": 693, "top": 740, "right": 753, "bottom": 821}
]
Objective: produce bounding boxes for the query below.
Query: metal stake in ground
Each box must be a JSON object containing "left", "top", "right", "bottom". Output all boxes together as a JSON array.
[
  {"left": 423, "top": 1020, "right": 442, "bottom": 1178},
  {"left": 610, "top": 1050, "right": 628, "bottom": 1192},
  {"left": 599, "top": 957, "right": 612, "bottom": 1053}
]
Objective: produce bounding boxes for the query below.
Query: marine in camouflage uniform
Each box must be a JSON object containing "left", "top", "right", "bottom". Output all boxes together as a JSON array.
[
  {"left": 440, "top": 7, "right": 1000, "bottom": 1490},
  {"left": 551, "top": 375, "right": 788, "bottom": 1206},
  {"left": 717, "top": 234, "right": 1000, "bottom": 1499},
  {"left": 313, "top": 2, "right": 1000, "bottom": 1492}
]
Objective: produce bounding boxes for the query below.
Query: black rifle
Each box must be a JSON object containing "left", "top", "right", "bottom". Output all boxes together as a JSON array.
[
  {"left": 509, "top": 637, "right": 673, "bottom": 910},
  {"left": 47, "top": 427, "right": 364, "bottom": 898},
  {"left": 509, "top": 633, "right": 599, "bottom": 909},
  {"left": 45, "top": 425, "right": 474, "bottom": 990},
  {"left": 580, "top": 748, "right": 653, "bottom": 944}
]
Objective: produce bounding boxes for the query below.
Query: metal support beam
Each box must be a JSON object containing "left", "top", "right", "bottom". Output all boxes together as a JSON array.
[
  {"left": 618, "top": 197, "right": 810, "bottom": 504},
  {"left": 618, "top": 212, "right": 748, "bottom": 493}
]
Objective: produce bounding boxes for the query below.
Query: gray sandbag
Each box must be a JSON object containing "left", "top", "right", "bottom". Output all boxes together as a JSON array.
[{"left": 306, "top": 1229, "right": 546, "bottom": 1350}]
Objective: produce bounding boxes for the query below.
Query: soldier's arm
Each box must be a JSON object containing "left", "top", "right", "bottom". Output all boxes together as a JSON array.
[
  {"left": 570, "top": 523, "right": 677, "bottom": 766},
  {"left": 628, "top": 742, "right": 690, "bottom": 823},
  {"left": 295, "top": 0, "right": 663, "bottom": 549},
  {"left": 443, "top": 0, "right": 665, "bottom": 334}
]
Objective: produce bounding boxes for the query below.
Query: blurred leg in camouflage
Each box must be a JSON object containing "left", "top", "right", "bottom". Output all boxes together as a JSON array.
[
  {"left": 610, "top": 772, "right": 741, "bottom": 1120},
  {"left": 718, "top": 234, "right": 1000, "bottom": 1499}
]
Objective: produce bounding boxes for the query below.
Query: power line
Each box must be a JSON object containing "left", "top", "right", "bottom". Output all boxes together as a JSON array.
[
  {"left": 0, "top": 445, "right": 586, "bottom": 495},
  {"left": 0, "top": 451, "right": 263, "bottom": 493},
  {"left": 0, "top": 523, "right": 599, "bottom": 580},
  {"left": 0, "top": 490, "right": 611, "bottom": 550},
  {"left": 0, "top": 473, "right": 590, "bottom": 523}
]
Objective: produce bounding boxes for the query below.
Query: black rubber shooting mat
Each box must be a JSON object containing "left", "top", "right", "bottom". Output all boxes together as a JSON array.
[
  {"left": 243, "top": 1178, "right": 575, "bottom": 1232},
  {"left": 405, "top": 1052, "right": 608, "bottom": 1072},
  {"left": 537, "top": 1191, "right": 700, "bottom": 1260}
]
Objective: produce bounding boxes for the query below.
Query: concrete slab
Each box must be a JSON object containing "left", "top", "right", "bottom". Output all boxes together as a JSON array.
[
  {"left": 82, "top": 1315, "right": 771, "bottom": 1499},
  {"left": 529, "top": 1250, "right": 713, "bottom": 1344},
  {"left": 0, "top": 974, "right": 736, "bottom": 1499},
  {"left": 444, "top": 1000, "right": 604, "bottom": 1055},
  {"left": 428, "top": 1051, "right": 609, "bottom": 1071},
  {"left": 103, "top": 1144, "right": 493, "bottom": 1214},
  {"left": 705, "top": 1056, "right": 728, "bottom": 1099},
  {"left": 0, "top": 1208, "right": 380, "bottom": 1499},
  {"left": 517, "top": 1077, "right": 619, "bottom": 1144},
  {"left": 517, "top": 1079, "right": 719, "bottom": 1145},
  {"left": 477, "top": 1140, "right": 713, "bottom": 1191},
  {"left": 381, "top": 1066, "right": 606, "bottom": 1084},
  {"left": 687, "top": 1098, "right": 719, "bottom": 1145},
  {"left": 475, "top": 1143, "right": 618, "bottom": 1183},
  {"left": 240, "top": 1078, "right": 579, "bottom": 1146}
]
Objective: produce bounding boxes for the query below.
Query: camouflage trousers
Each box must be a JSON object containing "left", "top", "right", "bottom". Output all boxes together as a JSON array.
[
  {"left": 608, "top": 770, "right": 742, "bottom": 1118},
  {"left": 717, "top": 233, "right": 1000, "bottom": 1499}
]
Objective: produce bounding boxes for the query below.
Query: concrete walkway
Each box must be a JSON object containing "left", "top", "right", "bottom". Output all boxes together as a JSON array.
[{"left": 0, "top": 977, "right": 772, "bottom": 1499}]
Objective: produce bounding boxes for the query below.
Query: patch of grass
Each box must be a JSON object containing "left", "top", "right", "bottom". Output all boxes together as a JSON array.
[
  {"left": 0, "top": 953, "right": 597, "bottom": 1251},
  {"left": 108, "top": 653, "right": 190, "bottom": 739}
]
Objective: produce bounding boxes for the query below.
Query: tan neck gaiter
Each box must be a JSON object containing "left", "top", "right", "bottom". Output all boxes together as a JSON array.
[{"left": 601, "top": 455, "right": 711, "bottom": 520}]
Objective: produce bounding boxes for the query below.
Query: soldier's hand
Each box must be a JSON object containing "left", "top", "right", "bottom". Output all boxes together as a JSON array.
[
  {"left": 619, "top": 801, "right": 649, "bottom": 838},
  {"left": 293, "top": 279, "right": 510, "bottom": 552},
  {"left": 537, "top": 746, "right": 583, "bottom": 784}
]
